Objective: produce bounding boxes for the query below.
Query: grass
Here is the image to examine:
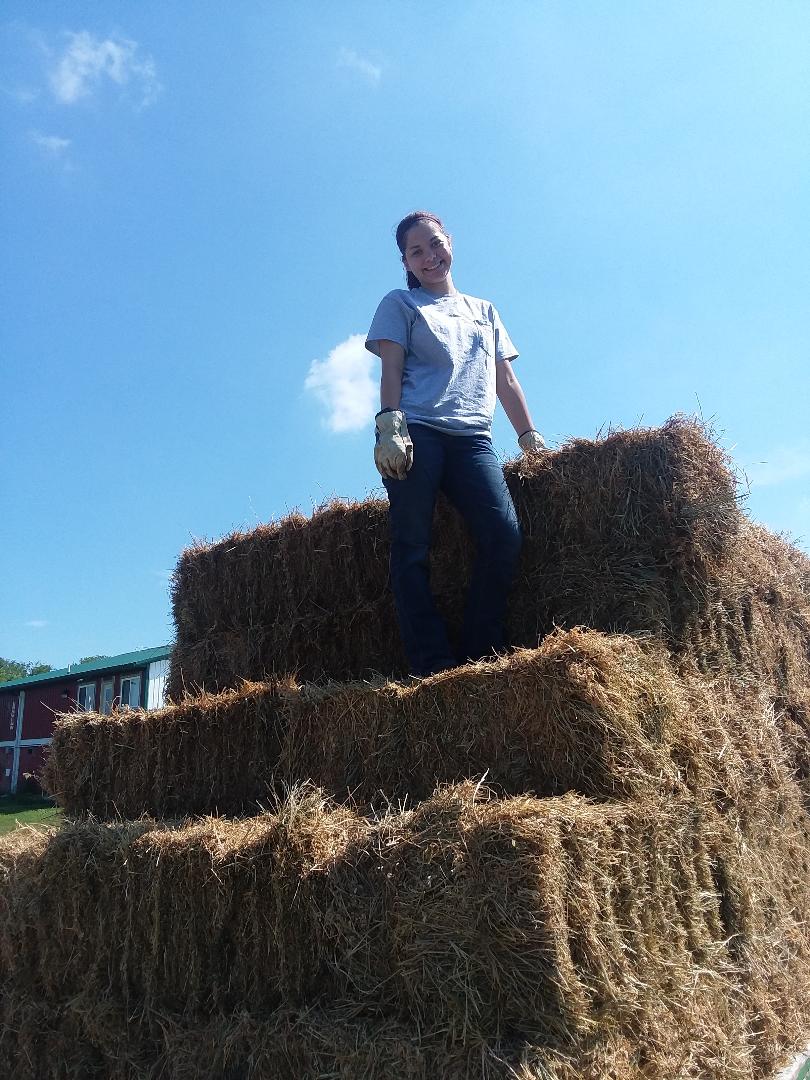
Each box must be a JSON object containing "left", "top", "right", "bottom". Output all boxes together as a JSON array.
[{"left": 0, "top": 794, "right": 62, "bottom": 835}]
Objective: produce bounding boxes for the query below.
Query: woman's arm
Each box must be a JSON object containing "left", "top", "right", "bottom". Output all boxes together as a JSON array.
[
  {"left": 495, "top": 359, "right": 536, "bottom": 436},
  {"left": 379, "top": 340, "right": 405, "bottom": 410}
]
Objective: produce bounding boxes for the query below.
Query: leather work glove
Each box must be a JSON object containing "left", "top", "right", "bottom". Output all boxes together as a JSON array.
[
  {"left": 518, "top": 429, "right": 548, "bottom": 455},
  {"left": 374, "top": 409, "right": 414, "bottom": 480}
]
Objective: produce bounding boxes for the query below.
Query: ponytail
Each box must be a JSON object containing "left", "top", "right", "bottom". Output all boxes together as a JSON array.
[{"left": 395, "top": 210, "right": 449, "bottom": 290}]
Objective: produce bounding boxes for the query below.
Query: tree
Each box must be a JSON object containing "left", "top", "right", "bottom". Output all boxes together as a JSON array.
[
  {"left": 0, "top": 658, "right": 53, "bottom": 684},
  {"left": 78, "top": 655, "right": 109, "bottom": 665}
]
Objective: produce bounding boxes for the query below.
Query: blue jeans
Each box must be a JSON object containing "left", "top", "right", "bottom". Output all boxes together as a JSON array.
[{"left": 383, "top": 424, "right": 522, "bottom": 676}]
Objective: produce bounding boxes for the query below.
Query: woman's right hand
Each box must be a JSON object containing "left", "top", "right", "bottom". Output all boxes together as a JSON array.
[{"left": 374, "top": 409, "right": 413, "bottom": 480}]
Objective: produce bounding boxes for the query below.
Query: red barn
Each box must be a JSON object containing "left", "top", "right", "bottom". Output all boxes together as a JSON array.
[{"left": 0, "top": 646, "right": 172, "bottom": 796}]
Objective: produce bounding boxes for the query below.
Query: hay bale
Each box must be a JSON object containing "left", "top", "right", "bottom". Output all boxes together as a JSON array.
[
  {"left": 43, "top": 678, "right": 292, "bottom": 818},
  {"left": 47, "top": 629, "right": 688, "bottom": 817},
  {"left": 679, "top": 521, "right": 810, "bottom": 689},
  {"left": 2, "top": 781, "right": 809, "bottom": 1078},
  {"left": 0, "top": 994, "right": 478, "bottom": 1080},
  {"left": 0, "top": 992, "right": 779, "bottom": 1080},
  {"left": 44, "top": 628, "right": 805, "bottom": 822},
  {"left": 167, "top": 417, "right": 745, "bottom": 695}
]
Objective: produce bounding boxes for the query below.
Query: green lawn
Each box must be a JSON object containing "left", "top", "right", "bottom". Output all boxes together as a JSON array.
[{"left": 0, "top": 794, "right": 63, "bottom": 835}]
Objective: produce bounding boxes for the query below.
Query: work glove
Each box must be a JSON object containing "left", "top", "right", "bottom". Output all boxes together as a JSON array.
[
  {"left": 518, "top": 429, "right": 548, "bottom": 455},
  {"left": 374, "top": 409, "right": 413, "bottom": 480}
]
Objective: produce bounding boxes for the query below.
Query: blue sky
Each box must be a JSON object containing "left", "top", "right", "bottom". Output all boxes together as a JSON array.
[{"left": 2, "top": 2, "right": 809, "bottom": 668}]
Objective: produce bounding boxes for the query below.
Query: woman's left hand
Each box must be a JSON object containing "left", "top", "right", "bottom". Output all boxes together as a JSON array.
[{"left": 518, "top": 430, "right": 548, "bottom": 454}]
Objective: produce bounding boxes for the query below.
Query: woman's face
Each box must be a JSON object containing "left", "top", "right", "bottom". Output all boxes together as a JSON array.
[{"left": 402, "top": 220, "right": 453, "bottom": 290}]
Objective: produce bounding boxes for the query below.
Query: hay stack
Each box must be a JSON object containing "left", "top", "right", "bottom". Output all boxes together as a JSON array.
[
  {"left": 2, "top": 776, "right": 810, "bottom": 1079},
  {"left": 10, "top": 417, "right": 810, "bottom": 1078},
  {"left": 168, "top": 418, "right": 750, "bottom": 696},
  {"left": 44, "top": 628, "right": 806, "bottom": 822},
  {"left": 45, "top": 629, "right": 688, "bottom": 818}
]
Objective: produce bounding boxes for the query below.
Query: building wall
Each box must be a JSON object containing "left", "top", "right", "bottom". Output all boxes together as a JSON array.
[
  {"left": 21, "top": 681, "right": 76, "bottom": 740},
  {"left": 0, "top": 693, "right": 19, "bottom": 743},
  {"left": 16, "top": 744, "right": 49, "bottom": 794},
  {"left": 0, "top": 745, "right": 14, "bottom": 795},
  {"left": 0, "top": 655, "right": 168, "bottom": 796}
]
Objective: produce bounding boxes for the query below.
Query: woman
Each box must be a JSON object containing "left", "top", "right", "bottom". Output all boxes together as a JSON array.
[{"left": 366, "top": 210, "right": 546, "bottom": 676}]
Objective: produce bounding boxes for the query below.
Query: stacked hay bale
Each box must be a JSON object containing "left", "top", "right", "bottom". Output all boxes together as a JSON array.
[
  {"left": 3, "top": 418, "right": 810, "bottom": 1079},
  {"left": 166, "top": 416, "right": 747, "bottom": 693}
]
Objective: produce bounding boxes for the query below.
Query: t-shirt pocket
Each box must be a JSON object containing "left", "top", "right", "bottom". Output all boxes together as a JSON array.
[{"left": 447, "top": 312, "right": 492, "bottom": 358}]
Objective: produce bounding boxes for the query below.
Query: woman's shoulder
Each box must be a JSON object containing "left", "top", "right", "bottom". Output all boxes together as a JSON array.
[{"left": 376, "top": 288, "right": 416, "bottom": 306}]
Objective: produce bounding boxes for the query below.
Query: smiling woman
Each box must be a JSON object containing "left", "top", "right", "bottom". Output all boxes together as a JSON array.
[
  {"left": 364, "top": 210, "right": 549, "bottom": 677},
  {"left": 399, "top": 214, "right": 455, "bottom": 293}
]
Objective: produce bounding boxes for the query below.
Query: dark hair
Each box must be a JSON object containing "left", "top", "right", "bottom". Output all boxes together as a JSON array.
[{"left": 395, "top": 210, "right": 449, "bottom": 289}]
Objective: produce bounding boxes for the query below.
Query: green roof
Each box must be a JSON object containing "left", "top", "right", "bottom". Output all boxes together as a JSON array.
[{"left": 0, "top": 645, "right": 173, "bottom": 691}]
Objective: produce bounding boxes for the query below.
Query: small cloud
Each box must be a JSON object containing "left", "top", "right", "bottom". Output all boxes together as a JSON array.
[
  {"left": 50, "top": 31, "right": 160, "bottom": 108},
  {"left": 304, "top": 333, "right": 377, "bottom": 434},
  {"left": 745, "top": 443, "right": 810, "bottom": 488},
  {"left": 25, "top": 620, "right": 49, "bottom": 629},
  {"left": 31, "top": 130, "right": 71, "bottom": 156},
  {"left": 338, "top": 47, "right": 382, "bottom": 85}
]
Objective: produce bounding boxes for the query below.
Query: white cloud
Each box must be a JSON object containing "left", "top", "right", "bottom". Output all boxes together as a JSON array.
[
  {"left": 25, "top": 619, "right": 49, "bottom": 629},
  {"left": 304, "top": 333, "right": 377, "bottom": 433},
  {"left": 338, "top": 47, "right": 381, "bottom": 85},
  {"left": 50, "top": 31, "right": 160, "bottom": 107},
  {"left": 744, "top": 443, "right": 810, "bottom": 488},
  {"left": 31, "top": 130, "right": 71, "bottom": 156}
]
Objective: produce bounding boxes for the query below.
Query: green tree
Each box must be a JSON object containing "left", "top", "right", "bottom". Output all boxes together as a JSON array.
[
  {"left": 0, "top": 658, "right": 53, "bottom": 684},
  {"left": 78, "top": 655, "right": 109, "bottom": 665}
]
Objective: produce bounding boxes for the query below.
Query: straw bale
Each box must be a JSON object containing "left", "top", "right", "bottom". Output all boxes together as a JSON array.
[
  {"left": 42, "top": 678, "right": 292, "bottom": 818},
  {"left": 48, "top": 629, "right": 690, "bottom": 817},
  {"left": 43, "top": 630, "right": 680, "bottom": 818},
  {"left": 2, "top": 782, "right": 810, "bottom": 1074},
  {"left": 167, "top": 417, "right": 744, "bottom": 695},
  {"left": 0, "top": 994, "right": 474, "bottom": 1080},
  {"left": 9, "top": 990, "right": 804, "bottom": 1080},
  {"left": 679, "top": 521, "right": 810, "bottom": 692},
  {"left": 4, "top": 990, "right": 806, "bottom": 1080},
  {"left": 45, "top": 628, "right": 806, "bottom": 822}
]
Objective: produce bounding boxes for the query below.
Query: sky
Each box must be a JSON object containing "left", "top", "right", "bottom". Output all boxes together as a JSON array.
[{"left": 2, "top": 2, "right": 809, "bottom": 669}]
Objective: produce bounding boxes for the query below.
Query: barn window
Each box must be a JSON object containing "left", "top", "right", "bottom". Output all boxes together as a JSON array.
[
  {"left": 101, "top": 679, "right": 114, "bottom": 715},
  {"left": 120, "top": 674, "right": 141, "bottom": 710},
  {"left": 77, "top": 683, "right": 96, "bottom": 712}
]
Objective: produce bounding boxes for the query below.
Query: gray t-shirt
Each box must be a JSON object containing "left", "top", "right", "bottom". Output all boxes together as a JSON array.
[{"left": 365, "top": 287, "right": 518, "bottom": 436}]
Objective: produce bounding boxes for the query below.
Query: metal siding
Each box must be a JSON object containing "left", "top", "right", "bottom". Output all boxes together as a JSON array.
[
  {"left": 21, "top": 680, "right": 77, "bottom": 739},
  {"left": 147, "top": 659, "right": 169, "bottom": 710}
]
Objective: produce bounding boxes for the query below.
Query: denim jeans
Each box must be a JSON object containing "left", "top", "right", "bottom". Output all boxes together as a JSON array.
[{"left": 383, "top": 423, "right": 522, "bottom": 676}]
